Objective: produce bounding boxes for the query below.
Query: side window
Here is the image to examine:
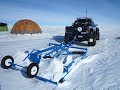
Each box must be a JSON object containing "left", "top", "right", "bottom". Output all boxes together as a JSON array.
[
  {"left": 91, "top": 21, "right": 95, "bottom": 26},
  {"left": 74, "top": 20, "right": 81, "bottom": 26}
]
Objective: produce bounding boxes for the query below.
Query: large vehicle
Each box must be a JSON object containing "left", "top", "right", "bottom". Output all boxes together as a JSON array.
[
  {"left": 0, "top": 22, "right": 8, "bottom": 32},
  {"left": 64, "top": 17, "right": 100, "bottom": 46}
]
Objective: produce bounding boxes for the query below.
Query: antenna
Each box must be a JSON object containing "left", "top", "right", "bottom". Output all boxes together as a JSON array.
[
  {"left": 85, "top": 9, "right": 87, "bottom": 26},
  {"left": 86, "top": 9, "right": 87, "bottom": 18}
]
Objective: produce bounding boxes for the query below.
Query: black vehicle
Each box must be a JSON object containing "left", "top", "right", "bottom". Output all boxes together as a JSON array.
[{"left": 64, "top": 17, "right": 100, "bottom": 46}]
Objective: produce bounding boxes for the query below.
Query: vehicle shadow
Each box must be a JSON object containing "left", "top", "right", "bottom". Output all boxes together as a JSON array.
[
  {"left": 52, "top": 36, "right": 64, "bottom": 43},
  {"left": 52, "top": 35, "right": 88, "bottom": 47}
]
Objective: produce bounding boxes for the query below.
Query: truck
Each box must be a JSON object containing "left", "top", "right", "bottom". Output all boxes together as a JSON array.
[{"left": 64, "top": 17, "right": 100, "bottom": 46}]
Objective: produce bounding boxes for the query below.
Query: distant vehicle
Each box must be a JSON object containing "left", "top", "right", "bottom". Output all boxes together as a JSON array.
[
  {"left": 64, "top": 17, "right": 100, "bottom": 46},
  {"left": 0, "top": 22, "right": 8, "bottom": 32}
]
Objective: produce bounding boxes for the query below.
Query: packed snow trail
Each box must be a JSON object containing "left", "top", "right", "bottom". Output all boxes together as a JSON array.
[{"left": 0, "top": 27, "right": 120, "bottom": 90}]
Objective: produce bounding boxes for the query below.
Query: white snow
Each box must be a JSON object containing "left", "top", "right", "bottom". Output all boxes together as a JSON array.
[
  {"left": 38, "top": 57, "right": 64, "bottom": 82},
  {"left": 0, "top": 26, "right": 120, "bottom": 90}
]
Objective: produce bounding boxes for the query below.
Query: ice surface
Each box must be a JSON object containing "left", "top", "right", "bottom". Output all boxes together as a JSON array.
[{"left": 0, "top": 27, "right": 120, "bottom": 90}]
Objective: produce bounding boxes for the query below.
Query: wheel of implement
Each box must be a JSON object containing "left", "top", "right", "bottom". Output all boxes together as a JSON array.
[
  {"left": 27, "top": 63, "right": 39, "bottom": 78},
  {"left": 1, "top": 55, "right": 14, "bottom": 69}
]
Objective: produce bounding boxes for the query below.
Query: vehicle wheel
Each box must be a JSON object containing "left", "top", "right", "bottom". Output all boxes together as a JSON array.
[
  {"left": 64, "top": 34, "right": 74, "bottom": 43},
  {"left": 88, "top": 36, "right": 96, "bottom": 46},
  {"left": 96, "top": 32, "right": 100, "bottom": 40},
  {"left": 1, "top": 55, "right": 14, "bottom": 69},
  {"left": 64, "top": 34, "right": 69, "bottom": 42},
  {"left": 27, "top": 63, "right": 39, "bottom": 78}
]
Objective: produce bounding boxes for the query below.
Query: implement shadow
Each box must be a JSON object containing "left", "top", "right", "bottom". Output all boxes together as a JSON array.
[
  {"left": 35, "top": 76, "right": 58, "bottom": 85},
  {"left": 10, "top": 64, "right": 58, "bottom": 85},
  {"left": 10, "top": 64, "right": 28, "bottom": 78}
]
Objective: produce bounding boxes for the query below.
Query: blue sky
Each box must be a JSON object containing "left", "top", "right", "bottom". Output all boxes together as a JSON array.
[{"left": 0, "top": 0, "right": 120, "bottom": 28}]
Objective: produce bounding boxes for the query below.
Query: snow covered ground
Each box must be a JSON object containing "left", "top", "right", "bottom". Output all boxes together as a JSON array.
[{"left": 0, "top": 26, "right": 120, "bottom": 90}]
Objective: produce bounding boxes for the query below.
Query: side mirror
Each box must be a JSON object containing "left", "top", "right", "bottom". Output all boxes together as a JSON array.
[{"left": 96, "top": 24, "right": 98, "bottom": 26}]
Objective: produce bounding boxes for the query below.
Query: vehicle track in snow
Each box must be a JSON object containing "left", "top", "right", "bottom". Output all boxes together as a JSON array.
[
  {"left": 0, "top": 28, "right": 120, "bottom": 90},
  {"left": 56, "top": 30, "right": 120, "bottom": 90}
]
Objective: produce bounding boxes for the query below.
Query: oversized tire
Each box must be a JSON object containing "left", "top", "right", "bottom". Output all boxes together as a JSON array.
[
  {"left": 96, "top": 29, "right": 100, "bottom": 40},
  {"left": 88, "top": 36, "right": 96, "bottom": 46},
  {"left": 96, "top": 32, "right": 100, "bottom": 40},
  {"left": 64, "top": 34, "right": 69, "bottom": 42},
  {"left": 27, "top": 63, "right": 39, "bottom": 78},
  {"left": 64, "top": 34, "right": 74, "bottom": 43},
  {"left": 1, "top": 55, "right": 14, "bottom": 69}
]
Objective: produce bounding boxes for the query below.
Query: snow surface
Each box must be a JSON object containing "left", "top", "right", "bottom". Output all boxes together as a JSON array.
[{"left": 0, "top": 26, "right": 120, "bottom": 90}]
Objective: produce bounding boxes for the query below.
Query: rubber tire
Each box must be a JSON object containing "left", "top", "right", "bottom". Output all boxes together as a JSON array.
[
  {"left": 64, "top": 34, "right": 74, "bottom": 43},
  {"left": 96, "top": 32, "right": 100, "bottom": 40},
  {"left": 64, "top": 34, "right": 69, "bottom": 42},
  {"left": 1, "top": 55, "right": 14, "bottom": 69},
  {"left": 27, "top": 63, "right": 39, "bottom": 78},
  {"left": 88, "top": 36, "right": 96, "bottom": 46},
  {"left": 96, "top": 29, "right": 100, "bottom": 40}
]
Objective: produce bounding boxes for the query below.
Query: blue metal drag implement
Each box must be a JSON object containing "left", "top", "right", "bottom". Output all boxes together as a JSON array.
[{"left": 0, "top": 38, "right": 87, "bottom": 85}]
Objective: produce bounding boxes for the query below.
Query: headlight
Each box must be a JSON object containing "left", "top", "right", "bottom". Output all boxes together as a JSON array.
[{"left": 78, "top": 27, "right": 82, "bottom": 32}]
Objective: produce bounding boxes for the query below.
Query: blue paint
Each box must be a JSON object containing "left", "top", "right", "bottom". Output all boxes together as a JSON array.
[{"left": 9, "top": 38, "right": 87, "bottom": 85}]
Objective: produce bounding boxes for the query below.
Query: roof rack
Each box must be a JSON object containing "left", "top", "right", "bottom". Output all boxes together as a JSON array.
[{"left": 76, "top": 17, "right": 92, "bottom": 20}]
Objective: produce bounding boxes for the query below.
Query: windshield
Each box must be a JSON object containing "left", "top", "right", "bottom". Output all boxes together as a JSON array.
[{"left": 74, "top": 19, "right": 91, "bottom": 26}]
